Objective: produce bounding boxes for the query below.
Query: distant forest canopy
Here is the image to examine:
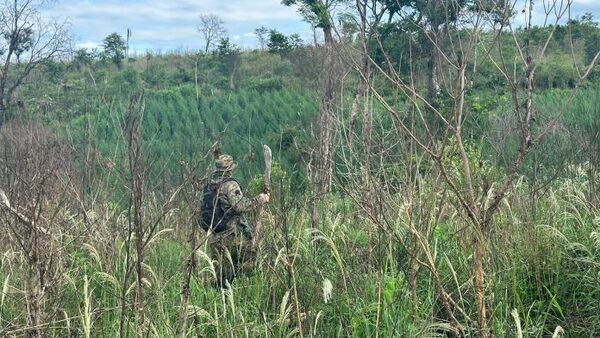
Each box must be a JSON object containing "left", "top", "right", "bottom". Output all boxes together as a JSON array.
[{"left": 3, "top": 12, "right": 599, "bottom": 187}]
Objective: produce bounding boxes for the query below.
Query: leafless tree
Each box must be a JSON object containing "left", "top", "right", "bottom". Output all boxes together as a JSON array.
[
  {"left": 198, "top": 14, "right": 226, "bottom": 54},
  {"left": 0, "top": 121, "right": 79, "bottom": 336},
  {"left": 0, "top": 0, "right": 71, "bottom": 128}
]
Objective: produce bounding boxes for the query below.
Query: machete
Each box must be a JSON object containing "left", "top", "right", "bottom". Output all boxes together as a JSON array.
[{"left": 252, "top": 145, "right": 271, "bottom": 249}]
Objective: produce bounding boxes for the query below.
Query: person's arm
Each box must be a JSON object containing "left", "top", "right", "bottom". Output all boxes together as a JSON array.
[{"left": 220, "top": 180, "right": 268, "bottom": 213}]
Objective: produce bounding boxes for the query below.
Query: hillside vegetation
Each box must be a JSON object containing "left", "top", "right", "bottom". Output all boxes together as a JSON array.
[{"left": 0, "top": 3, "right": 599, "bottom": 337}]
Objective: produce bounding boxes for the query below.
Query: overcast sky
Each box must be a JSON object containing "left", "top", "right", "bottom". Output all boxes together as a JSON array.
[{"left": 40, "top": 0, "right": 600, "bottom": 55}]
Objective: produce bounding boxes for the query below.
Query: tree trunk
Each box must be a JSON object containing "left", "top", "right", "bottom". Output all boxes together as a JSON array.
[
  {"left": 123, "top": 94, "right": 146, "bottom": 337},
  {"left": 361, "top": 89, "right": 371, "bottom": 167},
  {"left": 474, "top": 233, "right": 489, "bottom": 338},
  {"left": 428, "top": 28, "right": 442, "bottom": 97},
  {"left": 348, "top": 55, "right": 370, "bottom": 146},
  {"left": 318, "top": 26, "right": 336, "bottom": 195},
  {"left": 347, "top": 86, "right": 363, "bottom": 144},
  {"left": 134, "top": 170, "right": 145, "bottom": 338},
  {"left": 229, "top": 62, "right": 237, "bottom": 90},
  {"left": 310, "top": 24, "right": 337, "bottom": 235},
  {"left": 178, "top": 228, "right": 198, "bottom": 337},
  {"left": 0, "top": 99, "right": 6, "bottom": 129}
]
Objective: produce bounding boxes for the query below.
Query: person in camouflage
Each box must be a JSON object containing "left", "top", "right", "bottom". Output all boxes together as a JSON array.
[{"left": 203, "top": 154, "right": 269, "bottom": 287}]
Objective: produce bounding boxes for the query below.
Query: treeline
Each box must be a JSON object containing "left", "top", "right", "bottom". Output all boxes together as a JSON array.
[
  {"left": 371, "top": 13, "right": 600, "bottom": 91},
  {"left": 2, "top": 10, "right": 599, "bottom": 190}
]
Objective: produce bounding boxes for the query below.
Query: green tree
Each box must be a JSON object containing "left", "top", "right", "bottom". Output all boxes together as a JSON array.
[
  {"left": 288, "top": 33, "right": 303, "bottom": 48},
  {"left": 2, "top": 26, "right": 33, "bottom": 62},
  {"left": 74, "top": 48, "right": 94, "bottom": 69},
  {"left": 215, "top": 37, "right": 241, "bottom": 89},
  {"left": 378, "top": 0, "right": 471, "bottom": 94},
  {"left": 409, "top": 0, "right": 467, "bottom": 95},
  {"left": 267, "top": 29, "right": 291, "bottom": 55},
  {"left": 102, "top": 33, "right": 126, "bottom": 67},
  {"left": 585, "top": 32, "right": 600, "bottom": 80},
  {"left": 579, "top": 13, "right": 600, "bottom": 65}
]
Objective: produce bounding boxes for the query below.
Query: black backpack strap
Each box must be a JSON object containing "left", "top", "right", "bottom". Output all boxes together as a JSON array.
[{"left": 200, "top": 177, "right": 238, "bottom": 233}]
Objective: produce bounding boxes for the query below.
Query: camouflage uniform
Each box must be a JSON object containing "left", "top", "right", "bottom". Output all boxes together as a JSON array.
[{"left": 206, "top": 155, "right": 263, "bottom": 287}]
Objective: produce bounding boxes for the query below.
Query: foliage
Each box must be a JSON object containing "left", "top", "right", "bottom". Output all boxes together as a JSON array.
[
  {"left": 102, "top": 33, "right": 127, "bottom": 68},
  {"left": 267, "top": 29, "right": 303, "bottom": 56}
]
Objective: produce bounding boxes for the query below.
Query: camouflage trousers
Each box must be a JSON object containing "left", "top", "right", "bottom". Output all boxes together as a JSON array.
[{"left": 207, "top": 223, "right": 256, "bottom": 287}]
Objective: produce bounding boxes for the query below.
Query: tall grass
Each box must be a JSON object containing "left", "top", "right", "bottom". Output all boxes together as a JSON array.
[{"left": 0, "top": 166, "right": 598, "bottom": 336}]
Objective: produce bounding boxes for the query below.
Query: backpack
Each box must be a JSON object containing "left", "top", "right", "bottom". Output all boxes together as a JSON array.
[{"left": 199, "top": 178, "right": 236, "bottom": 233}]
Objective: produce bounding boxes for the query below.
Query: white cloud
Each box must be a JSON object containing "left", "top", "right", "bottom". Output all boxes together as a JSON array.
[{"left": 76, "top": 41, "right": 100, "bottom": 50}]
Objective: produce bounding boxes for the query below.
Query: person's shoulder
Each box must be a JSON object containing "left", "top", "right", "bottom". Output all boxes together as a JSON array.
[{"left": 221, "top": 178, "right": 241, "bottom": 191}]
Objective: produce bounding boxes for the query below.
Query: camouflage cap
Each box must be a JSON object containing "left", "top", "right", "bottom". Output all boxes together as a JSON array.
[{"left": 214, "top": 154, "right": 237, "bottom": 172}]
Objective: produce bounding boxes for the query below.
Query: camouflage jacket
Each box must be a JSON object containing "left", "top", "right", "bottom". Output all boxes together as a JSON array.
[
  {"left": 210, "top": 173, "right": 259, "bottom": 238},
  {"left": 213, "top": 177, "right": 255, "bottom": 213}
]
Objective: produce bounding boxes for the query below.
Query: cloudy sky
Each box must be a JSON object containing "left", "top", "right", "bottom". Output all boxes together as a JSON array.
[
  {"left": 40, "top": 0, "right": 600, "bottom": 55},
  {"left": 40, "top": 0, "right": 311, "bottom": 54}
]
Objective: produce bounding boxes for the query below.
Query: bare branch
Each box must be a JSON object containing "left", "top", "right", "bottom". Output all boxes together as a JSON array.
[{"left": 198, "top": 14, "right": 226, "bottom": 54}]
